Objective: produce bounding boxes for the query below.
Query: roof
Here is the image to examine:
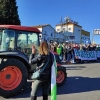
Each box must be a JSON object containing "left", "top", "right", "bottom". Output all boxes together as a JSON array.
[
  {"left": 0, "top": 25, "right": 40, "bottom": 33},
  {"left": 81, "top": 29, "right": 90, "bottom": 36},
  {"left": 31, "top": 24, "right": 50, "bottom": 28},
  {"left": 31, "top": 24, "right": 55, "bottom": 31},
  {"left": 56, "top": 22, "right": 82, "bottom": 28}
]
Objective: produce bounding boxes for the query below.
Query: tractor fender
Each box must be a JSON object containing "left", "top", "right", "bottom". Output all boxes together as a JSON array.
[{"left": 0, "top": 51, "right": 31, "bottom": 71}]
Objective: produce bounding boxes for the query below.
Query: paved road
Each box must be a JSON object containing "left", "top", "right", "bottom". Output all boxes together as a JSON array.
[{"left": 1, "top": 61, "right": 100, "bottom": 100}]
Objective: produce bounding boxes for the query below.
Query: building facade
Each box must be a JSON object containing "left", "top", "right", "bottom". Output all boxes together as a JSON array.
[
  {"left": 31, "top": 17, "right": 90, "bottom": 44},
  {"left": 55, "top": 18, "right": 90, "bottom": 44},
  {"left": 32, "top": 24, "right": 65, "bottom": 43},
  {"left": 81, "top": 29, "right": 91, "bottom": 44}
]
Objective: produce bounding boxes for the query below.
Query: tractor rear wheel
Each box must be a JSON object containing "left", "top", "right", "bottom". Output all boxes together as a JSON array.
[
  {"left": 0, "top": 58, "right": 28, "bottom": 97},
  {"left": 56, "top": 66, "right": 67, "bottom": 86}
]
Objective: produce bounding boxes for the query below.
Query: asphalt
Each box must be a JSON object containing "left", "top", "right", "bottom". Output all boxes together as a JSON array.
[{"left": 1, "top": 60, "right": 100, "bottom": 100}]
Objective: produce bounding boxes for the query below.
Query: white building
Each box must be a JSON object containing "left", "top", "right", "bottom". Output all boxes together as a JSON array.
[
  {"left": 56, "top": 22, "right": 82, "bottom": 43},
  {"left": 31, "top": 17, "right": 90, "bottom": 44},
  {"left": 32, "top": 24, "right": 65, "bottom": 43},
  {"left": 55, "top": 17, "right": 90, "bottom": 44},
  {"left": 54, "top": 32, "right": 66, "bottom": 42}
]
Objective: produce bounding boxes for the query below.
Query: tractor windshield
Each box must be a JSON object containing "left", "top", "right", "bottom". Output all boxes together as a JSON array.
[
  {"left": 16, "top": 31, "right": 39, "bottom": 55},
  {"left": 0, "top": 29, "right": 15, "bottom": 51},
  {"left": 0, "top": 29, "right": 40, "bottom": 55}
]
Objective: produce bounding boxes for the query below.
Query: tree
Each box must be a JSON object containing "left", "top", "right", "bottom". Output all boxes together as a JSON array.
[{"left": 0, "top": 0, "right": 21, "bottom": 25}]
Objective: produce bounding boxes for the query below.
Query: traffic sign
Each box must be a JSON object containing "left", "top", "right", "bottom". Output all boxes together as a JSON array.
[{"left": 93, "top": 29, "right": 100, "bottom": 35}]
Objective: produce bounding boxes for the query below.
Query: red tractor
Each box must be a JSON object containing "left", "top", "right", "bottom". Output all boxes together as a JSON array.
[{"left": 0, "top": 25, "right": 67, "bottom": 97}]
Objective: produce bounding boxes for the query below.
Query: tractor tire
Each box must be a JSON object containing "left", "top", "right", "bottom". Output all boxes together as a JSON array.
[
  {"left": 0, "top": 58, "right": 28, "bottom": 97},
  {"left": 56, "top": 66, "right": 67, "bottom": 86}
]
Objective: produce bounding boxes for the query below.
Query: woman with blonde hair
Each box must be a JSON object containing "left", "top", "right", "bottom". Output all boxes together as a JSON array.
[{"left": 29, "top": 41, "right": 53, "bottom": 100}]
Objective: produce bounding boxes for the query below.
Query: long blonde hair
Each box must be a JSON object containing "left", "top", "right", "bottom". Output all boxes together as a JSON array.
[{"left": 39, "top": 41, "right": 49, "bottom": 55}]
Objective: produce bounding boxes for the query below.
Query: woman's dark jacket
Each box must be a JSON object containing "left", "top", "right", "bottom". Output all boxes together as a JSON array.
[{"left": 29, "top": 52, "right": 53, "bottom": 80}]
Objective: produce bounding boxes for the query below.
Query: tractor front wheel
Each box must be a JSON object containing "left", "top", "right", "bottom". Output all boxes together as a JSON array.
[{"left": 0, "top": 58, "right": 28, "bottom": 97}]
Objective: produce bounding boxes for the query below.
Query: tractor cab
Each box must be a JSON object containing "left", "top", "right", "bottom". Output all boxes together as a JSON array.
[
  {"left": 0, "top": 25, "right": 40, "bottom": 56},
  {"left": 0, "top": 25, "right": 67, "bottom": 98},
  {"left": 0, "top": 25, "right": 41, "bottom": 98}
]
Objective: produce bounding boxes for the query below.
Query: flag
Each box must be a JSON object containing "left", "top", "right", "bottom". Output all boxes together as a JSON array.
[{"left": 51, "top": 53, "right": 57, "bottom": 100}]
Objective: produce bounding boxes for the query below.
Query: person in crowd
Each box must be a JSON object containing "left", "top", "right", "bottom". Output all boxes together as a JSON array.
[
  {"left": 79, "top": 44, "right": 83, "bottom": 50},
  {"left": 82, "top": 44, "right": 86, "bottom": 50},
  {"left": 56, "top": 43, "right": 63, "bottom": 60},
  {"left": 74, "top": 44, "right": 79, "bottom": 50},
  {"left": 72, "top": 43, "right": 76, "bottom": 49},
  {"left": 53, "top": 41, "right": 58, "bottom": 48},
  {"left": 53, "top": 46, "right": 62, "bottom": 64},
  {"left": 71, "top": 44, "right": 75, "bottom": 63},
  {"left": 88, "top": 44, "right": 93, "bottom": 51},
  {"left": 57, "top": 44, "right": 61, "bottom": 55},
  {"left": 84, "top": 44, "right": 88, "bottom": 50},
  {"left": 48, "top": 42, "right": 54, "bottom": 52},
  {"left": 88, "top": 44, "right": 91, "bottom": 51},
  {"left": 62, "top": 42, "right": 67, "bottom": 62},
  {"left": 29, "top": 41, "right": 54, "bottom": 100},
  {"left": 66, "top": 44, "right": 72, "bottom": 64},
  {"left": 93, "top": 44, "right": 97, "bottom": 50},
  {"left": 60, "top": 43, "right": 64, "bottom": 60},
  {"left": 96, "top": 44, "right": 100, "bottom": 50}
]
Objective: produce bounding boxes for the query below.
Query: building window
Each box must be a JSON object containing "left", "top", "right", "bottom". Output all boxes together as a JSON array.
[
  {"left": 63, "top": 28, "right": 65, "bottom": 32},
  {"left": 57, "top": 29, "right": 59, "bottom": 31},
  {"left": 68, "top": 28, "right": 71, "bottom": 30},
  {"left": 69, "top": 36, "right": 75, "bottom": 39},
  {"left": 39, "top": 35, "right": 42, "bottom": 38},
  {"left": 44, "top": 31, "right": 47, "bottom": 34}
]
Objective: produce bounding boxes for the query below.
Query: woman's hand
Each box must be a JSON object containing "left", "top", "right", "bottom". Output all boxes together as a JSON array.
[{"left": 32, "top": 45, "right": 36, "bottom": 54}]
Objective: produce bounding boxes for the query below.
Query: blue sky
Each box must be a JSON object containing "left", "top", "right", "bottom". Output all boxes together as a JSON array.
[{"left": 16, "top": 0, "right": 100, "bottom": 44}]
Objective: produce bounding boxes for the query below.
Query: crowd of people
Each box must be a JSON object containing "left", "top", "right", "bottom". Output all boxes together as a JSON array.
[
  {"left": 49, "top": 41, "right": 100, "bottom": 64},
  {"left": 29, "top": 41, "right": 100, "bottom": 100}
]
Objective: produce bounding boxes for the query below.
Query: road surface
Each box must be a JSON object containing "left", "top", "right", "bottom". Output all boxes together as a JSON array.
[{"left": 1, "top": 60, "right": 100, "bottom": 100}]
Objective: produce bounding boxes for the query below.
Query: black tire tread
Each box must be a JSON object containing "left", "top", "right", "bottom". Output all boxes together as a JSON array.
[
  {"left": 57, "top": 66, "right": 67, "bottom": 86},
  {"left": 0, "top": 58, "right": 28, "bottom": 97}
]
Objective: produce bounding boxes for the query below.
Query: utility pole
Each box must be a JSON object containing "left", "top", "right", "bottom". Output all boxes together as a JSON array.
[
  {"left": 92, "top": 30, "right": 94, "bottom": 44},
  {"left": 54, "top": 32, "right": 55, "bottom": 42},
  {"left": 60, "top": 16, "right": 63, "bottom": 32}
]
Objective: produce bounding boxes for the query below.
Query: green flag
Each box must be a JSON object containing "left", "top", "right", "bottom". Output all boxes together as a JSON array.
[{"left": 51, "top": 53, "right": 57, "bottom": 100}]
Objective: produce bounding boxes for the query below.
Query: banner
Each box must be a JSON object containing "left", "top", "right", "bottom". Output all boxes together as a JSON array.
[
  {"left": 96, "top": 51, "right": 100, "bottom": 58},
  {"left": 74, "top": 49, "right": 100, "bottom": 60}
]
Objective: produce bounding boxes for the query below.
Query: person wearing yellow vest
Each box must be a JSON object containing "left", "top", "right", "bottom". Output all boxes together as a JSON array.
[
  {"left": 57, "top": 44, "right": 61, "bottom": 55},
  {"left": 57, "top": 44, "right": 63, "bottom": 60}
]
